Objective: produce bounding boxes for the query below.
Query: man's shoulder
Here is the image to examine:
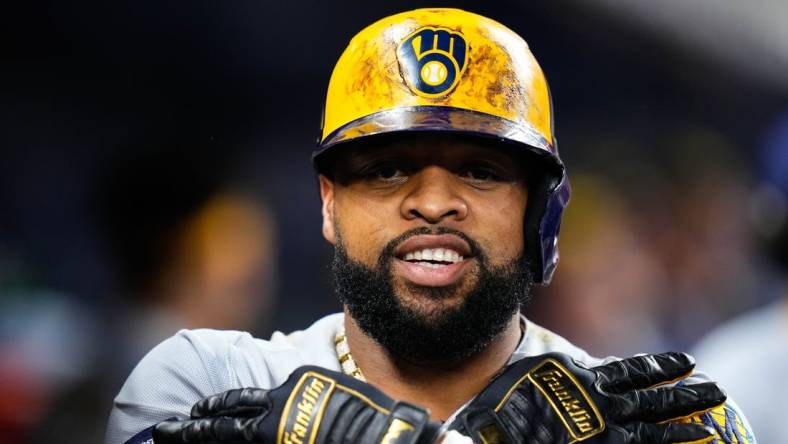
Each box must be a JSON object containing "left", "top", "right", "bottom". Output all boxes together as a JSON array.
[
  {"left": 515, "top": 317, "right": 606, "bottom": 367},
  {"left": 135, "top": 312, "right": 345, "bottom": 390},
  {"left": 106, "top": 313, "right": 345, "bottom": 444},
  {"left": 268, "top": 312, "right": 346, "bottom": 369}
]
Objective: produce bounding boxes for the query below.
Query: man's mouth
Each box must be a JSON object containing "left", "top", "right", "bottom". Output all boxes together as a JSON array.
[
  {"left": 392, "top": 234, "right": 474, "bottom": 287},
  {"left": 402, "top": 248, "right": 464, "bottom": 268}
]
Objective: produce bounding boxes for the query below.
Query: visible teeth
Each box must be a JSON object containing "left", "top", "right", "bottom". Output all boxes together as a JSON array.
[
  {"left": 416, "top": 262, "right": 445, "bottom": 268},
  {"left": 404, "top": 248, "right": 464, "bottom": 264}
]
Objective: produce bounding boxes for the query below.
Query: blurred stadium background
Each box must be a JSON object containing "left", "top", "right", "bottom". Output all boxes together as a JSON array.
[{"left": 1, "top": 1, "right": 787, "bottom": 442}]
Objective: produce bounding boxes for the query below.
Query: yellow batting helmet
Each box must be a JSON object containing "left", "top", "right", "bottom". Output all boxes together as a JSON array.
[{"left": 313, "top": 8, "right": 570, "bottom": 284}]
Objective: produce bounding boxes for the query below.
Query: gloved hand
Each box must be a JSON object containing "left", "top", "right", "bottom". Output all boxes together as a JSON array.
[
  {"left": 449, "top": 352, "right": 724, "bottom": 444},
  {"left": 153, "top": 366, "right": 444, "bottom": 444}
]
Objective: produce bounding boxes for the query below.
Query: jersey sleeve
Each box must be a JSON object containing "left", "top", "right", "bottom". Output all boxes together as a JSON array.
[
  {"left": 678, "top": 399, "right": 756, "bottom": 443},
  {"left": 675, "top": 372, "right": 757, "bottom": 444},
  {"left": 104, "top": 329, "right": 246, "bottom": 444}
]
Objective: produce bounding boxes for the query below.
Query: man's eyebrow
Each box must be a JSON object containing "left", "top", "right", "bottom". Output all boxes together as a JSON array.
[
  {"left": 457, "top": 149, "right": 519, "bottom": 165},
  {"left": 348, "top": 149, "right": 407, "bottom": 164}
]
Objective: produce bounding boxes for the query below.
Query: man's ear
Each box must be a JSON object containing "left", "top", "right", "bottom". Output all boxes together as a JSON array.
[{"left": 319, "top": 175, "right": 337, "bottom": 244}]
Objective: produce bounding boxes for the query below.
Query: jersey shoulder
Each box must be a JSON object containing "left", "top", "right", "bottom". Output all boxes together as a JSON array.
[
  {"left": 106, "top": 313, "right": 345, "bottom": 444},
  {"left": 106, "top": 328, "right": 268, "bottom": 443},
  {"left": 515, "top": 317, "right": 605, "bottom": 367}
]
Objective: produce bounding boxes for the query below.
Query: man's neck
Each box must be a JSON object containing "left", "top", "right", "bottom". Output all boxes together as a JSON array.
[{"left": 343, "top": 311, "right": 523, "bottom": 421}]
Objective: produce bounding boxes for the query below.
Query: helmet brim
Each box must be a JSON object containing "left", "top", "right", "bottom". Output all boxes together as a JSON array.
[{"left": 314, "top": 106, "right": 559, "bottom": 170}]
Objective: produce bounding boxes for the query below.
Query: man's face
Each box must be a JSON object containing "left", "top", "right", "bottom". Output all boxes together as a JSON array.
[{"left": 319, "top": 134, "right": 532, "bottom": 364}]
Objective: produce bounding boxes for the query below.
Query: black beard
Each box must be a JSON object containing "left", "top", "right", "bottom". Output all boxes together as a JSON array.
[{"left": 332, "top": 227, "right": 533, "bottom": 367}]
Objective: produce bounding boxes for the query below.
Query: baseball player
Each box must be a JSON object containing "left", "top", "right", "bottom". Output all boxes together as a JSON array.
[{"left": 106, "top": 9, "right": 755, "bottom": 444}]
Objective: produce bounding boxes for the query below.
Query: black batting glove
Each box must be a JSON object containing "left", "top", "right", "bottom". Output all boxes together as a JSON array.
[
  {"left": 449, "top": 352, "right": 724, "bottom": 444},
  {"left": 153, "top": 366, "right": 443, "bottom": 444}
]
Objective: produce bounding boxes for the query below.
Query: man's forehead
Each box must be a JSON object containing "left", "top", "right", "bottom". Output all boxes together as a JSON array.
[{"left": 343, "top": 133, "right": 521, "bottom": 165}]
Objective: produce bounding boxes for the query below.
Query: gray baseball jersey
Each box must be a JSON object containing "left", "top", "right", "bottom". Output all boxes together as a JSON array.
[{"left": 105, "top": 313, "right": 754, "bottom": 444}]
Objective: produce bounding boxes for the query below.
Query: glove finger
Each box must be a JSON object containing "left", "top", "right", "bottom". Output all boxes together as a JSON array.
[
  {"left": 621, "top": 421, "right": 715, "bottom": 444},
  {"left": 191, "top": 388, "right": 271, "bottom": 419},
  {"left": 595, "top": 352, "right": 695, "bottom": 393},
  {"left": 154, "top": 417, "right": 260, "bottom": 443},
  {"left": 612, "top": 382, "right": 726, "bottom": 423}
]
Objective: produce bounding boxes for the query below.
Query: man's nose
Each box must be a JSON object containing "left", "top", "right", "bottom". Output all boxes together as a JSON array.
[{"left": 400, "top": 166, "right": 469, "bottom": 223}]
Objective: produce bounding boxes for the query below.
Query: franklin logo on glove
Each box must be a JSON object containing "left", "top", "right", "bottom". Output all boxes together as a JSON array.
[
  {"left": 527, "top": 360, "right": 604, "bottom": 439},
  {"left": 279, "top": 372, "right": 336, "bottom": 444}
]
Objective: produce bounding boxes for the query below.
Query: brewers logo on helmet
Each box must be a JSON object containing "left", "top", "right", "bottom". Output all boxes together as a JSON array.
[
  {"left": 397, "top": 26, "right": 468, "bottom": 98},
  {"left": 314, "top": 8, "right": 570, "bottom": 284}
]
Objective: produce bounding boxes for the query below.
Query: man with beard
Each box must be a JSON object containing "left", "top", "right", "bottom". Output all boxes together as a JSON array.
[{"left": 106, "top": 8, "right": 754, "bottom": 444}]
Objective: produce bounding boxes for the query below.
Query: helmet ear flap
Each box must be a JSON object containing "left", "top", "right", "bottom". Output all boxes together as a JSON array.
[{"left": 524, "top": 165, "right": 570, "bottom": 285}]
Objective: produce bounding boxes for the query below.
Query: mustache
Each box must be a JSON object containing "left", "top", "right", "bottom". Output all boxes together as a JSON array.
[{"left": 378, "top": 226, "right": 485, "bottom": 268}]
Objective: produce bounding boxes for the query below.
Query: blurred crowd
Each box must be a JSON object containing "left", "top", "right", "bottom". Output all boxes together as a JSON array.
[
  {"left": 2, "top": 1, "right": 787, "bottom": 443},
  {"left": 531, "top": 126, "right": 763, "bottom": 357}
]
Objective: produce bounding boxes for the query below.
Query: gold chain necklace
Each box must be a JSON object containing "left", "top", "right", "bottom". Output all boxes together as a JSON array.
[{"left": 334, "top": 328, "right": 367, "bottom": 381}]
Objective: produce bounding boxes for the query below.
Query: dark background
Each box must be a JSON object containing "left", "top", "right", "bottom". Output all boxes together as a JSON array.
[{"left": 1, "top": 1, "right": 786, "bottom": 443}]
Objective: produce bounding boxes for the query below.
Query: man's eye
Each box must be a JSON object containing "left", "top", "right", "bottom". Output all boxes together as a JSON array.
[
  {"left": 463, "top": 168, "right": 499, "bottom": 181},
  {"left": 377, "top": 166, "right": 402, "bottom": 179},
  {"left": 363, "top": 164, "right": 405, "bottom": 181}
]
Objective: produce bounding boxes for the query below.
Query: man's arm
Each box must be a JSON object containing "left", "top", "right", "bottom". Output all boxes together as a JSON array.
[
  {"left": 139, "top": 352, "right": 728, "bottom": 444},
  {"left": 106, "top": 329, "right": 253, "bottom": 444}
]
